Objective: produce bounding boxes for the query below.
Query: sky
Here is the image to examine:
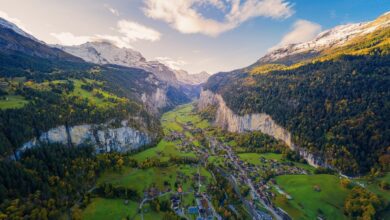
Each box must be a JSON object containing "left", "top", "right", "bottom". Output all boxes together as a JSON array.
[{"left": 0, "top": 0, "right": 389, "bottom": 74}]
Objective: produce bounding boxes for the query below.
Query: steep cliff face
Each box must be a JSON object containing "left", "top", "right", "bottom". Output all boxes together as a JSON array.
[
  {"left": 141, "top": 87, "right": 168, "bottom": 114},
  {"left": 198, "top": 89, "right": 327, "bottom": 167},
  {"left": 21, "top": 120, "right": 152, "bottom": 154}
]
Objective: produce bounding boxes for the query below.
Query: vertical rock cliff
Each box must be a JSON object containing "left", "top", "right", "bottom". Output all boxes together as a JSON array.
[
  {"left": 198, "top": 89, "right": 328, "bottom": 168},
  {"left": 21, "top": 120, "right": 153, "bottom": 155}
]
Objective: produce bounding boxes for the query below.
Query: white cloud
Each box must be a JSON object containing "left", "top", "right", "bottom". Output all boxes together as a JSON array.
[
  {"left": 118, "top": 20, "right": 161, "bottom": 42},
  {"left": 143, "top": 0, "right": 294, "bottom": 36},
  {"left": 51, "top": 20, "right": 161, "bottom": 48},
  {"left": 104, "top": 4, "right": 120, "bottom": 16},
  {"left": 155, "top": 56, "right": 187, "bottom": 70},
  {"left": 50, "top": 32, "right": 92, "bottom": 46},
  {"left": 269, "top": 19, "right": 321, "bottom": 51}
]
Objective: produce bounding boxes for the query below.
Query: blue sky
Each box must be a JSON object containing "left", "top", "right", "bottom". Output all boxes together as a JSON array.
[{"left": 0, "top": 0, "right": 389, "bottom": 73}]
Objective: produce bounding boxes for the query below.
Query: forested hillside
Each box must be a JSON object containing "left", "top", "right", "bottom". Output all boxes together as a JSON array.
[
  {"left": 204, "top": 40, "right": 390, "bottom": 175},
  {"left": 0, "top": 24, "right": 176, "bottom": 157}
]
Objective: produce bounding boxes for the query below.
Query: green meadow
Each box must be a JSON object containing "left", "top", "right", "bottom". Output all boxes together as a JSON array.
[
  {"left": 274, "top": 174, "right": 349, "bottom": 220},
  {"left": 131, "top": 140, "right": 196, "bottom": 162},
  {"left": 82, "top": 198, "right": 138, "bottom": 220},
  {"left": 0, "top": 95, "right": 29, "bottom": 109}
]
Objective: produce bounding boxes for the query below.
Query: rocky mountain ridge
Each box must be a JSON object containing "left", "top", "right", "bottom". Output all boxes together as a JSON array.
[{"left": 59, "top": 42, "right": 210, "bottom": 86}]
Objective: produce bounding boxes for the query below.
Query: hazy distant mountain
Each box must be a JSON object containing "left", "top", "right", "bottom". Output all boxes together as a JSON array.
[{"left": 174, "top": 70, "right": 210, "bottom": 85}]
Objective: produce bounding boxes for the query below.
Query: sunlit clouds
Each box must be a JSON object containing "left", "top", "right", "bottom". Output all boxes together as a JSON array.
[
  {"left": 269, "top": 19, "right": 322, "bottom": 51},
  {"left": 143, "top": 0, "right": 294, "bottom": 36},
  {"left": 154, "top": 56, "right": 188, "bottom": 70},
  {"left": 51, "top": 20, "right": 161, "bottom": 48}
]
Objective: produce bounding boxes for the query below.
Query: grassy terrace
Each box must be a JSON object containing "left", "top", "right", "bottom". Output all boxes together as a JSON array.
[
  {"left": 0, "top": 78, "right": 126, "bottom": 110},
  {"left": 0, "top": 95, "right": 29, "bottom": 109}
]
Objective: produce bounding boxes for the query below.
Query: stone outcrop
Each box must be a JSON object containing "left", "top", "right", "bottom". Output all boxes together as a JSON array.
[
  {"left": 21, "top": 120, "right": 152, "bottom": 154},
  {"left": 198, "top": 89, "right": 328, "bottom": 168}
]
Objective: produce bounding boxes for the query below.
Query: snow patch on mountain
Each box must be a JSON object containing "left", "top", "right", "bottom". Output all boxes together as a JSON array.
[
  {"left": 58, "top": 42, "right": 178, "bottom": 84},
  {"left": 0, "top": 17, "right": 40, "bottom": 42},
  {"left": 60, "top": 41, "right": 211, "bottom": 85},
  {"left": 260, "top": 12, "right": 390, "bottom": 63},
  {"left": 174, "top": 70, "right": 210, "bottom": 85}
]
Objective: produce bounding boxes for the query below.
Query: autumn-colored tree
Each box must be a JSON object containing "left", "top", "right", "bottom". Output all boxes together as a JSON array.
[
  {"left": 71, "top": 207, "right": 82, "bottom": 220},
  {"left": 340, "top": 178, "right": 352, "bottom": 189},
  {"left": 344, "top": 187, "right": 386, "bottom": 219}
]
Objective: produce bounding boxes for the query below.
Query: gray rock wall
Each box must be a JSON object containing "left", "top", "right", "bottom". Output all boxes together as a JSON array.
[
  {"left": 198, "top": 89, "right": 328, "bottom": 168},
  {"left": 21, "top": 120, "right": 151, "bottom": 153}
]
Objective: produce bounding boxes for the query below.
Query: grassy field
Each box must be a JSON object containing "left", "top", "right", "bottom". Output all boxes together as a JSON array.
[
  {"left": 82, "top": 198, "right": 138, "bottom": 220},
  {"left": 238, "top": 152, "right": 282, "bottom": 165},
  {"left": 85, "top": 163, "right": 212, "bottom": 219},
  {"left": 97, "top": 164, "right": 211, "bottom": 195},
  {"left": 0, "top": 95, "right": 29, "bottom": 109},
  {"left": 23, "top": 78, "right": 124, "bottom": 107},
  {"left": 238, "top": 152, "right": 315, "bottom": 173},
  {"left": 274, "top": 174, "right": 349, "bottom": 220},
  {"left": 162, "top": 103, "right": 210, "bottom": 132},
  {"left": 71, "top": 79, "right": 124, "bottom": 106},
  {"left": 358, "top": 172, "right": 390, "bottom": 201},
  {"left": 131, "top": 140, "right": 196, "bottom": 162}
]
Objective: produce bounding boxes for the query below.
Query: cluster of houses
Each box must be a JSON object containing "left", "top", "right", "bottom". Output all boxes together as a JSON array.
[
  {"left": 165, "top": 131, "right": 185, "bottom": 142},
  {"left": 187, "top": 193, "right": 216, "bottom": 220},
  {"left": 163, "top": 113, "right": 296, "bottom": 219},
  {"left": 171, "top": 195, "right": 183, "bottom": 215},
  {"left": 217, "top": 143, "right": 296, "bottom": 220}
]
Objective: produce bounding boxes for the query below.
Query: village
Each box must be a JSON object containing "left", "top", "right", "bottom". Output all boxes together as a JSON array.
[{"left": 158, "top": 111, "right": 314, "bottom": 220}]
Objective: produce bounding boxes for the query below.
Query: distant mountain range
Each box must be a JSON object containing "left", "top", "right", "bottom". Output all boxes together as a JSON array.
[{"left": 58, "top": 42, "right": 210, "bottom": 85}]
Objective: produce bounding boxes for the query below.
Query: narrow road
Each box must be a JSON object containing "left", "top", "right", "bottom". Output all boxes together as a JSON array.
[{"left": 213, "top": 137, "right": 287, "bottom": 220}]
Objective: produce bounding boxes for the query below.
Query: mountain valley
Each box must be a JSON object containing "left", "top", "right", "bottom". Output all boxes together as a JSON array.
[{"left": 0, "top": 6, "right": 389, "bottom": 220}]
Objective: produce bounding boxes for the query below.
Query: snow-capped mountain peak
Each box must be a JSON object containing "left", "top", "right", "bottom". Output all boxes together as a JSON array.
[
  {"left": 59, "top": 41, "right": 179, "bottom": 84},
  {"left": 174, "top": 70, "right": 210, "bottom": 85},
  {"left": 258, "top": 11, "right": 390, "bottom": 64},
  {"left": 58, "top": 42, "right": 146, "bottom": 67},
  {"left": 60, "top": 41, "right": 210, "bottom": 85}
]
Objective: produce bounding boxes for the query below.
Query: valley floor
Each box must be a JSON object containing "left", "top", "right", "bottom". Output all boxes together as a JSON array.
[{"left": 80, "top": 103, "right": 390, "bottom": 220}]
